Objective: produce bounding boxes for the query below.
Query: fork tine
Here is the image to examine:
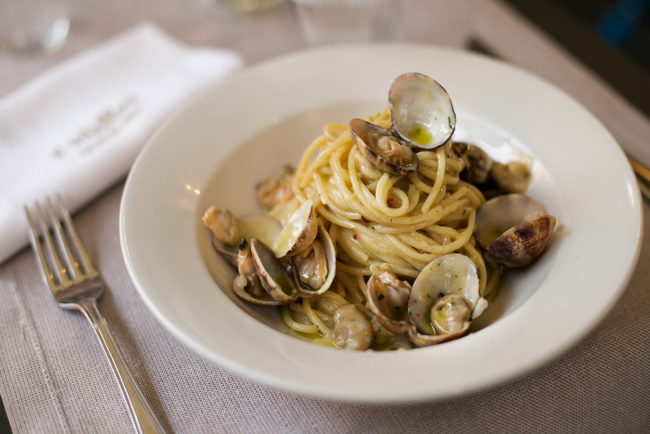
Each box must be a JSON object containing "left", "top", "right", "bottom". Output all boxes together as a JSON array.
[
  {"left": 55, "top": 195, "right": 97, "bottom": 276},
  {"left": 25, "top": 205, "right": 58, "bottom": 291},
  {"left": 46, "top": 196, "right": 81, "bottom": 281},
  {"left": 35, "top": 200, "right": 72, "bottom": 285}
]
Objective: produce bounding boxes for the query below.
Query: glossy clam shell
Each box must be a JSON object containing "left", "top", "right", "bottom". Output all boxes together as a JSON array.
[
  {"left": 273, "top": 199, "right": 318, "bottom": 258},
  {"left": 349, "top": 118, "right": 418, "bottom": 175},
  {"left": 475, "top": 194, "right": 556, "bottom": 267},
  {"left": 408, "top": 253, "right": 480, "bottom": 337},
  {"left": 407, "top": 321, "right": 469, "bottom": 347},
  {"left": 212, "top": 235, "right": 238, "bottom": 267},
  {"left": 365, "top": 267, "right": 411, "bottom": 334},
  {"left": 251, "top": 239, "right": 299, "bottom": 303},
  {"left": 294, "top": 221, "right": 337, "bottom": 296},
  {"left": 485, "top": 215, "right": 556, "bottom": 267},
  {"left": 231, "top": 274, "right": 282, "bottom": 306},
  {"left": 389, "top": 72, "right": 456, "bottom": 149}
]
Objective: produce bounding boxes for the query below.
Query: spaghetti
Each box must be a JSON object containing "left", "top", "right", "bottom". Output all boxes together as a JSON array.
[{"left": 273, "top": 107, "right": 489, "bottom": 350}]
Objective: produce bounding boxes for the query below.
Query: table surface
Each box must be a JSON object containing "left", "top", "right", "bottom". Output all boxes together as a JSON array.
[{"left": 1, "top": 0, "right": 649, "bottom": 432}]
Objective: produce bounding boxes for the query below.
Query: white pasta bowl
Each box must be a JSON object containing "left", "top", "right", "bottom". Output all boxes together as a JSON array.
[{"left": 120, "top": 44, "right": 642, "bottom": 403}]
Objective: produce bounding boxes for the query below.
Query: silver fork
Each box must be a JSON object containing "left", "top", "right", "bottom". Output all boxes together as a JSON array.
[{"left": 25, "top": 196, "right": 167, "bottom": 434}]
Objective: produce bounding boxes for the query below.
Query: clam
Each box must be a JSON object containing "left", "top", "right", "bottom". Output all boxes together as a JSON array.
[
  {"left": 211, "top": 236, "right": 239, "bottom": 267},
  {"left": 407, "top": 253, "right": 486, "bottom": 346},
  {"left": 428, "top": 293, "right": 472, "bottom": 335},
  {"left": 452, "top": 142, "right": 493, "bottom": 185},
  {"left": 231, "top": 238, "right": 282, "bottom": 306},
  {"left": 292, "top": 222, "right": 336, "bottom": 295},
  {"left": 250, "top": 239, "right": 300, "bottom": 303},
  {"left": 365, "top": 255, "right": 487, "bottom": 347},
  {"left": 203, "top": 208, "right": 282, "bottom": 266},
  {"left": 365, "top": 264, "right": 411, "bottom": 334},
  {"left": 332, "top": 304, "right": 374, "bottom": 351},
  {"left": 490, "top": 161, "right": 531, "bottom": 194},
  {"left": 256, "top": 166, "right": 295, "bottom": 210},
  {"left": 202, "top": 207, "right": 242, "bottom": 245},
  {"left": 407, "top": 253, "right": 487, "bottom": 346},
  {"left": 389, "top": 72, "right": 456, "bottom": 149},
  {"left": 273, "top": 199, "right": 318, "bottom": 258},
  {"left": 223, "top": 202, "right": 337, "bottom": 305},
  {"left": 349, "top": 118, "right": 418, "bottom": 175},
  {"left": 475, "top": 194, "right": 556, "bottom": 267}
]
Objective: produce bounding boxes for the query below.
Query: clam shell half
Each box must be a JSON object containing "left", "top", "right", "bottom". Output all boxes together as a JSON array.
[
  {"left": 389, "top": 72, "right": 456, "bottom": 150},
  {"left": 475, "top": 194, "right": 556, "bottom": 267},
  {"left": 293, "top": 221, "right": 337, "bottom": 296},
  {"left": 407, "top": 253, "right": 484, "bottom": 346},
  {"left": 349, "top": 118, "right": 419, "bottom": 175}
]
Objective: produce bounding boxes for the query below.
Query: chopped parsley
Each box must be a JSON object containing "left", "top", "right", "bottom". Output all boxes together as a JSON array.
[{"left": 448, "top": 116, "right": 452, "bottom": 129}]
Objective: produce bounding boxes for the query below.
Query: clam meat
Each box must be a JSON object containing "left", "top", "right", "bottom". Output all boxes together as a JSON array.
[
  {"left": 256, "top": 166, "right": 295, "bottom": 210},
  {"left": 202, "top": 207, "right": 242, "bottom": 245},
  {"left": 452, "top": 141, "right": 493, "bottom": 185},
  {"left": 490, "top": 161, "right": 532, "bottom": 194},
  {"left": 332, "top": 304, "right": 374, "bottom": 351},
  {"left": 475, "top": 194, "right": 555, "bottom": 267},
  {"left": 349, "top": 118, "right": 418, "bottom": 175}
]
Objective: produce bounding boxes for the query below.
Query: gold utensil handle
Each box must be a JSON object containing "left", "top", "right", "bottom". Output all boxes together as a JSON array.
[{"left": 629, "top": 157, "right": 650, "bottom": 201}]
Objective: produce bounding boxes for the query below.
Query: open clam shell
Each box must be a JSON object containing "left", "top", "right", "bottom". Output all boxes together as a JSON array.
[
  {"left": 475, "top": 194, "right": 556, "bottom": 267},
  {"left": 231, "top": 274, "right": 282, "bottom": 306},
  {"left": 389, "top": 72, "right": 456, "bottom": 150},
  {"left": 211, "top": 235, "right": 239, "bottom": 267},
  {"left": 349, "top": 118, "right": 419, "bottom": 175},
  {"left": 453, "top": 141, "right": 493, "bottom": 185},
  {"left": 407, "top": 254, "right": 484, "bottom": 346},
  {"left": 251, "top": 239, "right": 300, "bottom": 303},
  {"left": 231, "top": 239, "right": 282, "bottom": 306},
  {"left": 365, "top": 264, "right": 412, "bottom": 334},
  {"left": 273, "top": 199, "right": 318, "bottom": 258},
  {"left": 293, "top": 221, "right": 337, "bottom": 296}
]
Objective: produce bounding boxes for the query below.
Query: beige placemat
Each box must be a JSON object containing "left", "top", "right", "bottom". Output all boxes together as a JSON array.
[{"left": 0, "top": 182, "right": 648, "bottom": 433}]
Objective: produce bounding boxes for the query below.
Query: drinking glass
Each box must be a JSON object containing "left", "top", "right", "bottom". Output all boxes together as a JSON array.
[
  {"left": 201, "top": 0, "right": 286, "bottom": 14},
  {"left": 292, "top": 0, "right": 402, "bottom": 46},
  {"left": 0, "top": 0, "right": 70, "bottom": 54}
]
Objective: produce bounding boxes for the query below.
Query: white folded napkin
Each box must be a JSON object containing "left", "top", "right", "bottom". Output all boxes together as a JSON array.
[{"left": 0, "top": 22, "right": 243, "bottom": 264}]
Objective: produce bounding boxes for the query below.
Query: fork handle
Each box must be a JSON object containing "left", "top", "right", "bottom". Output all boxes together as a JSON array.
[{"left": 78, "top": 299, "right": 168, "bottom": 434}]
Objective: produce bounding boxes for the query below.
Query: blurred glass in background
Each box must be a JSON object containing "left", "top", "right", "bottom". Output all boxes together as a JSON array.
[
  {"left": 0, "top": 0, "right": 69, "bottom": 54},
  {"left": 201, "top": 0, "right": 286, "bottom": 14},
  {"left": 292, "top": 0, "right": 402, "bottom": 46}
]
